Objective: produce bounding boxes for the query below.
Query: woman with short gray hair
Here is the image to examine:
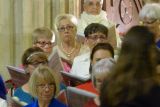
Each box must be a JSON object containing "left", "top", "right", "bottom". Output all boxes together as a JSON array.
[
  {"left": 139, "top": 3, "right": 160, "bottom": 48},
  {"left": 84, "top": 58, "right": 115, "bottom": 107}
]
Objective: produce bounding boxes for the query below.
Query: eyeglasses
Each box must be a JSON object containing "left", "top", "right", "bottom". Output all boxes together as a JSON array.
[
  {"left": 58, "top": 25, "right": 74, "bottom": 32},
  {"left": 88, "top": 35, "right": 107, "bottom": 41},
  {"left": 141, "top": 19, "right": 159, "bottom": 25},
  {"left": 37, "top": 83, "right": 55, "bottom": 90},
  {"left": 36, "top": 41, "right": 53, "bottom": 47},
  {"left": 30, "top": 61, "right": 48, "bottom": 68}
]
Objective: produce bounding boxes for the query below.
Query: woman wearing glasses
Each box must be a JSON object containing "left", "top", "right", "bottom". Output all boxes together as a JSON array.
[
  {"left": 24, "top": 65, "right": 66, "bottom": 107},
  {"left": 32, "top": 27, "right": 55, "bottom": 57},
  {"left": 13, "top": 47, "right": 48, "bottom": 105},
  {"left": 49, "top": 14, "right": 89, "bottom": 72},
  {"left": 139, "top": 3, "right": 160, "bottom": 48},
  {"left": 77, "top": 0, "right": 114, "bottom": 37}
]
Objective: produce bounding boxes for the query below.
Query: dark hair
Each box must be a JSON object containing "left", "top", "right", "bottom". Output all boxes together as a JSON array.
[
  {"left": 84, "top": 23, "right": 108, "bottom": 38},
  {"left": 89, "top": 43, "right": 114, "bottom": 73},
  {"left": 157, "top": 49, "right": 160, "bottom": 64},
  {"left": 0, "top": 76, "right": 6, "bottom": 99},
  {"left": 90, "top": 43, "right": 114, "bottom": 60},
  {"left": 100, "top": 26, "right": 159, "bottom": 107},
  {"left": 22, "top": 47, "right": 44, "bottom": 65}
]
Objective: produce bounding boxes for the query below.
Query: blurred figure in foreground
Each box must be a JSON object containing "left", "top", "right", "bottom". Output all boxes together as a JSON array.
[
  {"left": 0, "top": 75, "right": 7, "bottom": 107},
  {"left": 100, "top": 26, "right": 160, "bottom": 107}
]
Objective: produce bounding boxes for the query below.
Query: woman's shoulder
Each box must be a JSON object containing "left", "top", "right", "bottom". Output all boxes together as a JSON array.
[
  {"left": 122, "top": 85, "right": 160, "bottom": 107},
  {"left": 78, "top": 44, "right": 90, "bottom": 55},
  {"left": 0, "top": 98, "right": 7, "bottom": 107},
  {"left": 14, "top": 87, "right": 31, "bottom": 96},
  {"left": 51, "top": 45, "right": 59, "bottom": 54},
  {"left": 13, "top": 87, "right": 34, "bottom": 105},
  {"left": 48, "top": 45, "right": 61, "bottom": 60},
  {"left": 14, "top": 87, "right": 23, "bottom": 95},
  {"left": 148, "top": 85, "right": 160, "bottom": 97}
]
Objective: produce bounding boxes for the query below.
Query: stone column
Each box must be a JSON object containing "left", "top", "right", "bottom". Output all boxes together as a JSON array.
[{"left": 0, "top": 0, "right": 14, "bottom": 80}]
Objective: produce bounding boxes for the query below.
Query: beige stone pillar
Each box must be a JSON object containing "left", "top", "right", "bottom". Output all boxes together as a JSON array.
[
  {"left": 14, "top": 0, "right": 33, "bottom": 67},
  {"left": 0, "top": 0, "right": 14, "bottom": 80}
]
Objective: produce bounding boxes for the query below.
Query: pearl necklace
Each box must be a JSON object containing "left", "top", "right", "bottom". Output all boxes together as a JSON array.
[{"left": 61, "top": 42, "right": 76, "bottom": 57}]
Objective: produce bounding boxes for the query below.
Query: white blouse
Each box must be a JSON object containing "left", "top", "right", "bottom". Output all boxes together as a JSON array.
[{"left": 0, "top": 98, "right": 7, "bottom": 107}]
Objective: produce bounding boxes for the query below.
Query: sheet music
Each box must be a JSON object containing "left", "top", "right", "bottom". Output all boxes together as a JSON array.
[
  {"left": 6, "top": 65, "right": 29, "bottom": 87},
  {"left": 60, "top": 71, "right": 90, "bottom": 82},
  {"left": 48, "top": 51, "right": 64, "bottom": 72}
]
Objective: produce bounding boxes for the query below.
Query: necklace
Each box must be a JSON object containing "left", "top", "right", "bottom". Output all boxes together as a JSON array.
[{"left": 61, "top": 42, "right": 76, "bottom": 57}]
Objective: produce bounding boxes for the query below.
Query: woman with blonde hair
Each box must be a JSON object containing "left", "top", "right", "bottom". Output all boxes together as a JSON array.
[
  {"left": 49, "top": 14, "right": 89, "bottom": 72},
  {"left": 24, "top": 65, "right": 66, "bottom": 107}
]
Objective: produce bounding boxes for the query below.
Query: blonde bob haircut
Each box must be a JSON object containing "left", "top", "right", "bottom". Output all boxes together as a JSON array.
[
  {"left": 29, "top": 65, "right": 60, "bottom": 97},
  {"left": 54, "top": 14, "right": 78, "bottom": 32}
]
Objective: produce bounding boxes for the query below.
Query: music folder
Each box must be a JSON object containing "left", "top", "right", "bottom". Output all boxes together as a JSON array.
[
  {"left": 60, "top": 71, "right": 90, "bottom": 83},
  {"left": 6, "top": 65, "right": 29, "bottom": 87},
  {"left": 66, "top": 86, "right": 96, "bottom": 107}
]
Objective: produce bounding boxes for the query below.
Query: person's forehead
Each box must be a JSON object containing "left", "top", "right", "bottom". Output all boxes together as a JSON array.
[
  {"left": 36, "top": 75, "right": 53, "bottom": 83},
  {"left": 89, "top": 32, "right": 106, "bottom": 36},
  {"left": 37, "top": 37, "right": 52, "bottom": 41},
  {"left": 94, "top": 50, "right": 112, "bottom": 57},
  {"left": 59, "top": 19, "right": 74, "bottom": 26}
]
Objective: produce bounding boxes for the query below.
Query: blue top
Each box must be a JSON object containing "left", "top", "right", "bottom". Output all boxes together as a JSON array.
[
  {"left": 0, "top": 76, "right": 6, "bottom": 100},
  {"left": 23, "top": 98, "right": 67, "bottom": 107},
  {"left": 60, "top": 83, "right": 66, "bottom": 90},
  {"left": 14, "top": 87, "right": 35, "bottom": 105},
  {"left": 13, "top": 83, "right": 65, "bottom": 105},
  {"left": 156, "top": 39, "right": 160, "bottom": 48}
]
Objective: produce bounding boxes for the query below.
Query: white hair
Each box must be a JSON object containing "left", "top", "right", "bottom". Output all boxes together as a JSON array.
[
  {"left": 54, "top": 14, "right": 78, "bottom": 32},
  {"left": 91, "top": 58, "right": 115, "bottom": 86},
  {"left": 139, "top": 3, "right": 160, "bottom": 20}
]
